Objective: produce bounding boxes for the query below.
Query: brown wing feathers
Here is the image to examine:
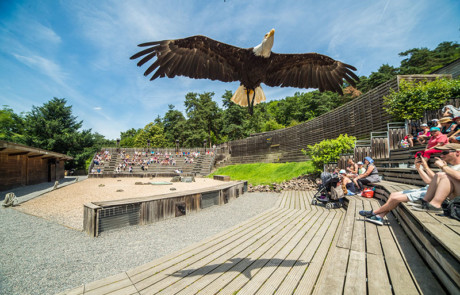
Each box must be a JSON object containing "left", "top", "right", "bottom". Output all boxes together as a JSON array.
[
  {"left": 130, "top": 36, "right": 242, "bottom": 83},
  {"left": 264, "top": 53, "right": 358, "bottom": 94},
  {"left": 131, "top": 35, "right": 359, "bottom": 95}
]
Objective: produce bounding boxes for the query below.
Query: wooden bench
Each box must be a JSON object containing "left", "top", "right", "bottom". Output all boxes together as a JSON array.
[{"left": 367, "top": 180, "right": 460, "bottom": 294}]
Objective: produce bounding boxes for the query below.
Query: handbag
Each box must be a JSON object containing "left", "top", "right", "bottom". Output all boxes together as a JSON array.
[{"left": 361, "top": 188, "right": 374, "bottom": 198}]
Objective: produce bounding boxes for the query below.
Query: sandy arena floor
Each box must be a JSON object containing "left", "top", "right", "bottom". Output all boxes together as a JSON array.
[{"left": 15, "top": 177, "right": 228, "bottom": 231}]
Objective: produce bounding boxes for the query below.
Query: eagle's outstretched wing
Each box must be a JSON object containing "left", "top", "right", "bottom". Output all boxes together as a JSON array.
[
  {"left": 130, "top": 35, "right": 247, "bottom": 83},
  {"left": 264, "top": 53, "right": 359, "bottom": 94}
]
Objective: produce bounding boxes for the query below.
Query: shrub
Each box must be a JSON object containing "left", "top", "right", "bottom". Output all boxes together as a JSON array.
[
  {"left": 302, "top": 134, "right": 356, "bottom": 172},
  {"left": 383, "top": 78, "right": 460, "bottom": 120}
]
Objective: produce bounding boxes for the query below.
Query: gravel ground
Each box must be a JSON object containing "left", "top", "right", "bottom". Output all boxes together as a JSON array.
[{"left": 0, "top": 185, "right": 279, "bottom": 295}]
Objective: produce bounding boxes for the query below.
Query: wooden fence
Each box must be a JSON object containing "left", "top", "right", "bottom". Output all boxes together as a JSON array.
[
  {"left": 83, "top": 181, "right": 247, "bottom": 237},
  {"left": 225, "top": 75, "right": 451, "bottom": 164}
]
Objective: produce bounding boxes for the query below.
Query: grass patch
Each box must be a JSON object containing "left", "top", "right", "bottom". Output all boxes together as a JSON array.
[{"left": 209, "top": 161, "right": 315, "bottom": 185}]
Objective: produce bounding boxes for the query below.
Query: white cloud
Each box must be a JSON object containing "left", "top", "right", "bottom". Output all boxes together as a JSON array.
[
  {"left": 12, "top": 53, "right": 68, "bottom": 86},
  {"left": 93, "top": 107, "right": 102, "bottom": 111}
]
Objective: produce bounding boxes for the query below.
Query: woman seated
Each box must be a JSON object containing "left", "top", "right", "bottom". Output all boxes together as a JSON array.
[
  {"left": 339, "top": 170, "right": 357, "bottom": 195},
  {"left": 346, "top": 159, "right": 358, "bottom": 175},
  {"left": 440, "top": 117, "right": 457, "bottom": 137},
  {"left": 449, "top": 117, "right": 460, "bottom": 143},
  {"left": 416, "top": 123, "right": 431, "bottom": 145},
  {"left": 353, "top": 157, "right": 380, "bottom": 192}
]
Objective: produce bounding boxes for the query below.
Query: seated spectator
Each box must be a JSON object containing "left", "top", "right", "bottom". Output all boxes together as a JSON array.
[
  {"left": 339, "top": 169, "right": 357, "bottom": 195},
  {"left": 346, "top": 159, "right": 358, "bottom": 175},
  {"left": 400, "top": 134, "right": 413, "bottom": 148},
  {"left": 442, "top": 104, "right": 460, "bottom": 119},
  {"left": 360, "top": 143, "right": 460, "bottom": 225},
  {"left": 449, "top": 116, "right": 460, "bottom": 143},
  {"left": 431, "top": 118, "right": 441, "bottom": 128},
  {"left": 416, "top": 123, "right": 431, "bottom": 145},
  {"left": 440, "top": 117, "right": 457, "bottom": 137},
  {"left": 415, "top": 127, "right": 449, "bottom": 159},
  {"left": 357, "top": 161, "right": 366, "bottom": 175},
  {"left": 353, "top": 157, "right": 380, "bottom": 192}
]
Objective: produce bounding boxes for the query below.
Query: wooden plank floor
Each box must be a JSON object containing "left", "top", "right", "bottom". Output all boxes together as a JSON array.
[{"left": 59, "top": 191, "right": 443, "bottom": 295}]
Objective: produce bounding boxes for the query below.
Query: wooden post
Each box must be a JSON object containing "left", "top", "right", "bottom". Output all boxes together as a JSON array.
[{"left": 83, "top": 203, "right": 101, "bottom": 237}]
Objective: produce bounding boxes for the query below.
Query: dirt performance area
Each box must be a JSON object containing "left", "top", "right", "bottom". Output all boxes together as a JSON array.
[{"left": 15, "top": 177, "right": 226, "bottom": 231}]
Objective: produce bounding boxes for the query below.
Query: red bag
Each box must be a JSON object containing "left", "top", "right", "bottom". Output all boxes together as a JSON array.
[{"left": 361, "top": 188, "right": 374, "bottom": 198}]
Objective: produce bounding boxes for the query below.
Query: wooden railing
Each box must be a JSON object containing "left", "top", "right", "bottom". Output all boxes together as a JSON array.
[{"left": 224, "top": 75, "right": 451, "bottom": 165}]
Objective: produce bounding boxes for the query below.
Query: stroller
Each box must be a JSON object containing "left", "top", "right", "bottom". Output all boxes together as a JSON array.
[{"left": 311, "top": 172, "right": 344, "bottom": 209}]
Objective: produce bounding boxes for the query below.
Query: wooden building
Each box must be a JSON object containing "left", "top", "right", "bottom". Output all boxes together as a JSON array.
[{"left": 0, "top": 141, "right": 73, "bottom": 191}]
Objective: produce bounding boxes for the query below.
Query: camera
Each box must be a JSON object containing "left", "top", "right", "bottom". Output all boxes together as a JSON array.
[{"left": 416, "top": 153, "right": 422, "bottom": 158}]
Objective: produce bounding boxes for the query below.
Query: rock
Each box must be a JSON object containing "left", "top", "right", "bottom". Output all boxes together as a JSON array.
[
  {"left": 98, "top": 184, "right": 105, "bottom": 187},
  {"left": 135, "top": 182, "right": 143, "bottom": 185},
  {"left": 247, "top": 174, "right": 317, "bottom": 192},
  {"left": 116, "top": 189, "right": 124, "bottom": 192},
  {"left": 170, "top": 187, "right": 177, "bottom": 191}
]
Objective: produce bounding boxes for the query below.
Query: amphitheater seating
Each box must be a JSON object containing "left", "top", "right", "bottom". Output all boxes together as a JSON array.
[
  {"left": 368, "top": 181, "right": 460, "bottom": 294},
  {"left": 364, "top": 143, "right": 460, "bottom": 294},
  {"left": 90, "top": 150, "right": 215, "bottom": 177}
]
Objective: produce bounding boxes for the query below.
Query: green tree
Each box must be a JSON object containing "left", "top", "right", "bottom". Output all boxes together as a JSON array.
[
  {"left": 23, "top": 98, "right": 84, "bottom": 153},
  {"left": 163, "top": 104, "right": 187, "bottom": 146},
  {"left": 20, "top": 98, "right": 103, "bottom": 169},
  {"left": 399, "top": 42, "right": 460, "bottom": 74},
  {"left": 356, "top": 41, "right": 459, "bottom": 94},
  {"left": 0, "top": 105, "right": 24, "bottom": 143},
  {"left": 183, "top": 92, "right": 222, "bottom": 147},
  {"left": 221, "top": 90, "right": 249, "bottom": 140},
  {"left": 120, "top": 128, "right": 140, "bottom": 147},
  {"left": 134, "top": 122, "right": 168, "bottom": 147}
]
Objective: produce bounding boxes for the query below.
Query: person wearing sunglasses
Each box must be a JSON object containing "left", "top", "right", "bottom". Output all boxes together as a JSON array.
[{"left": 359, "top": 143, "right": 460, "bottom": 225}]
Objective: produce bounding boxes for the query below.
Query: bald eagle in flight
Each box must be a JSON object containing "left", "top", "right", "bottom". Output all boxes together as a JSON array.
[{"left": 130, "top": 29, "right": 359, "bottom": 115}]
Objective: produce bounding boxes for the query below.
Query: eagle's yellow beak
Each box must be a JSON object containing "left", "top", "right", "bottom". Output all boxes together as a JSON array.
[{"left": 268, "top": 29, "right": 275, "bottom": 38}]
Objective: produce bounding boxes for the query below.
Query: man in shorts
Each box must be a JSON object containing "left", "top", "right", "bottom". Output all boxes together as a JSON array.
[{"left": 359, "top": 143, "right": 460, "bottom": 225}]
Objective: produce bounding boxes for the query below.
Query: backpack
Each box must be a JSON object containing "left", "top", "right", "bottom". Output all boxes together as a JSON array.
[
  {"left": 330, "top": 184, "right": 344, "bottom": 200},
  {"left": 445, "top": 196, "right": 460, "bottom": 221}
]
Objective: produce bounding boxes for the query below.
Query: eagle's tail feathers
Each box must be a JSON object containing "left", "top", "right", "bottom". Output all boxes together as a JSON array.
[{"left": 231, "top": 85, "right": 266, "bottom": 107}]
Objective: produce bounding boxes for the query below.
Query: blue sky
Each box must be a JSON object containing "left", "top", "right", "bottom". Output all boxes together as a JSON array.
[{"left": 0, "top": 0, "right": 459, "bottom": 139}]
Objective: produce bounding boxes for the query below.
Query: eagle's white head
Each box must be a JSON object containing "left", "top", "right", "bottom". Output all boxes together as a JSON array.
[{"left": 253, "top": 28, "right": 275, "bottom": 58}]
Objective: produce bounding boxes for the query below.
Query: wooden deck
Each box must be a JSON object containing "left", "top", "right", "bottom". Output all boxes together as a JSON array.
[{"left": 59, "top": 191, "right": 445, "bottom": 295}]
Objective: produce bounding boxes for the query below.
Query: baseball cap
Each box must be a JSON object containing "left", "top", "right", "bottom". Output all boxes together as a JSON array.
[
  {"left": 357, "top": 161, "right": 363, "bottom": 165},
  {"left": 430, "top": 127, "right": 441, "bottom": 132},
  {"left": 339, "top": 169, "right": 346, "bottom": 174},
  {"left": 421, "top": 123, "right": 428, "bottom": 127}
]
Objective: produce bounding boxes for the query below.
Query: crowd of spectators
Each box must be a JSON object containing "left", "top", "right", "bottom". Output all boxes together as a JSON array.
[
  {"left": 89, "top": 149, "right": 215, "bottom": 174},
  {"left": 352, "top": 104, "right": 460, "bottom": 225},
  {"left": 337, "top": 157, "right": 379, "bottom": 196},
  {"left": 91, "top": 150, "right": 111, "bottom": 174},
  {"left": 402, "top": 105, "right": 460, "bottom": 150}
]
